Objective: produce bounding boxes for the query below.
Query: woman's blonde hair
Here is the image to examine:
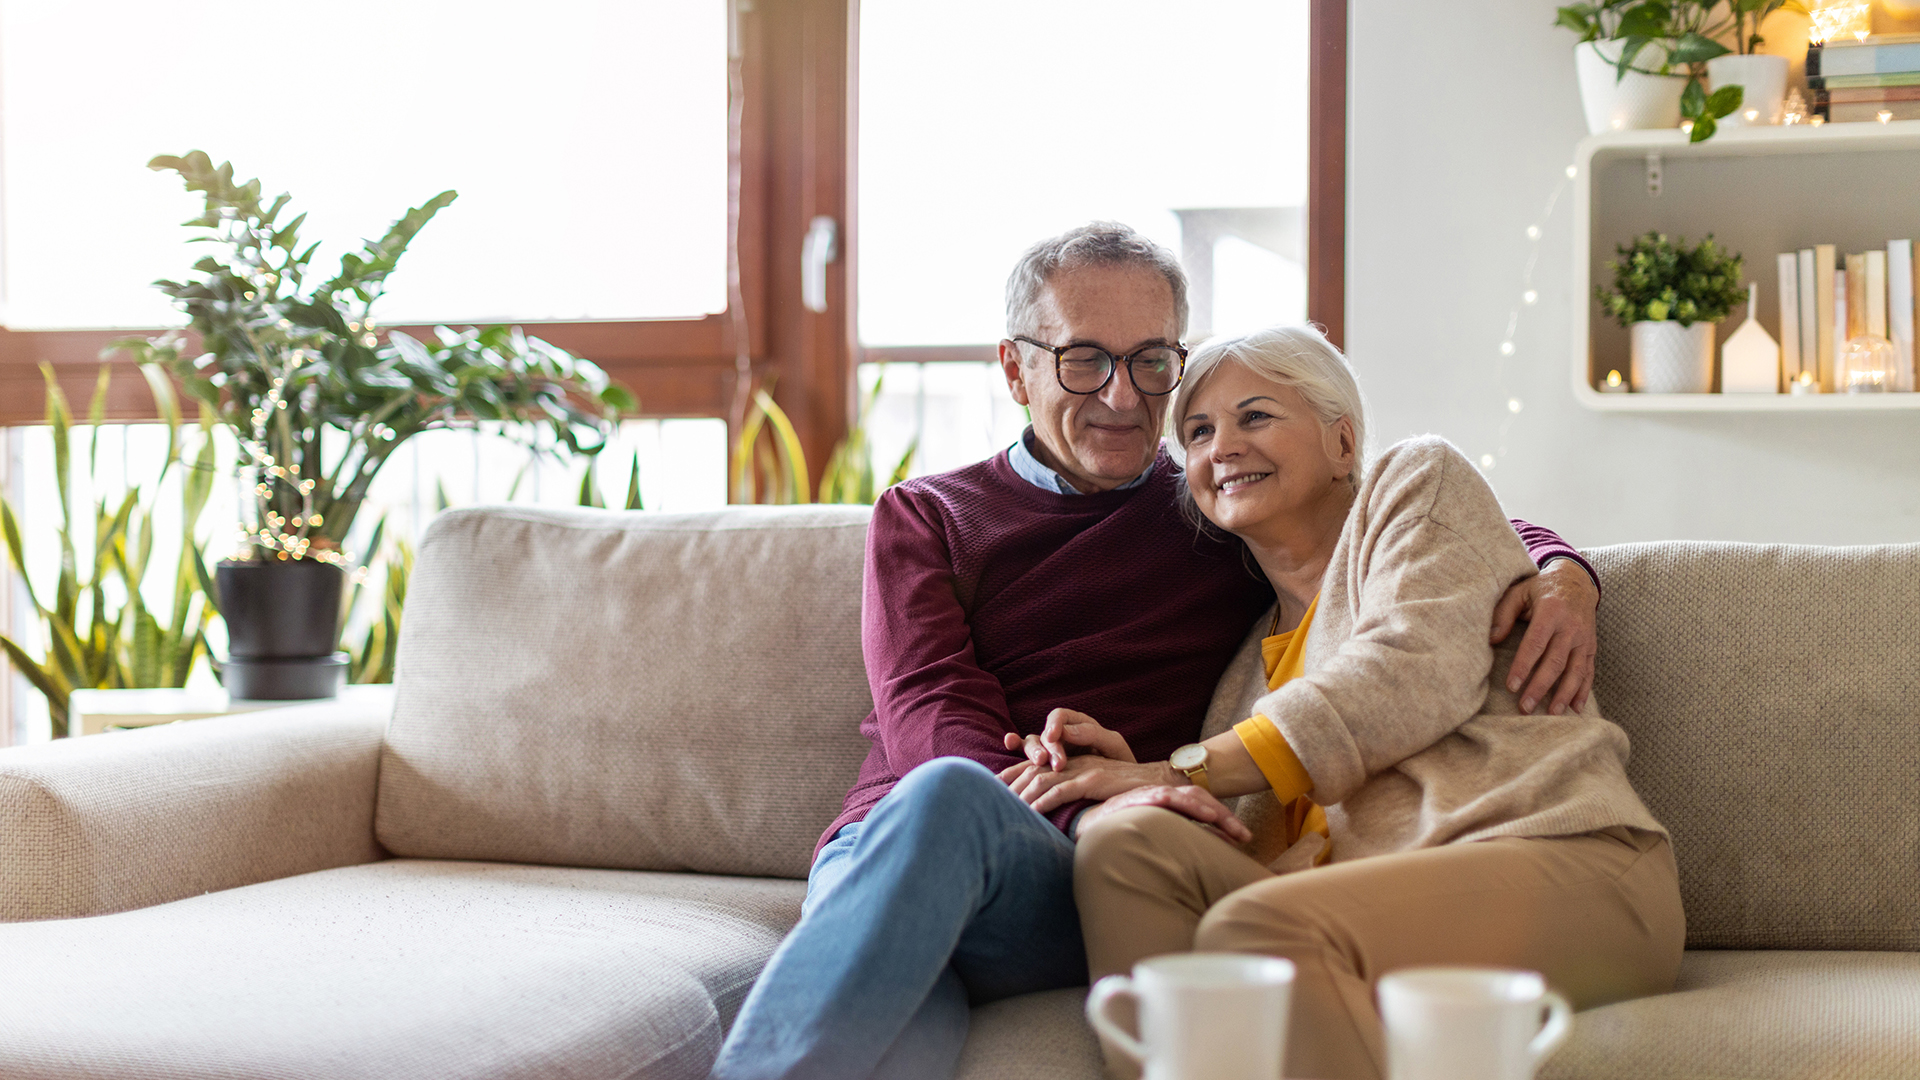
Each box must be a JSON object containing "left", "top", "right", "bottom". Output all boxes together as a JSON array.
[{"left": 1170, "top": 324, "right": 1369, "bottom": 495}]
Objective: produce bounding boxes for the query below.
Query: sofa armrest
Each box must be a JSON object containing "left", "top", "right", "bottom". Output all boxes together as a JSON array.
[{"left": 0, "top": 697, "right": 389, "bottom": 921}]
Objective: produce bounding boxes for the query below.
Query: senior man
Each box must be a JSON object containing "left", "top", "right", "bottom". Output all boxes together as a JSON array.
[{"left": 709, "top": 222, "right": 1600, "bottom": 1080}]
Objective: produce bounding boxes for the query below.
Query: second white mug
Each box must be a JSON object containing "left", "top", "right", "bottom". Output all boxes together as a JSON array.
[
  {"left": 1377, "top": 967, "right": 1572, "bottom": 1080},
  {"left": 1086, "top": 952, "right": 1295, "bottom": 1080}
]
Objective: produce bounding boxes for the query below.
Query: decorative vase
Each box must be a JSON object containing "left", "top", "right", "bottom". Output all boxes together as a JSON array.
[
  {"left": 1631, "top": 320, "right": 1716, "bottom": 393},
  {"left": 215, "top": 557, "right": 348, "bottom": 700},
  {"left": 1707, "top": 54, "right": 1790, "bottom": 126},
  {"left": 1575, "top": 42, "right": 1685, "bottom": 134}
]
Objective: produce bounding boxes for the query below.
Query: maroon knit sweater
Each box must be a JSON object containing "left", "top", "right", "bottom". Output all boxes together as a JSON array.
[{"left": 823, "top": 446, "right": 1588, "bottom": 852}]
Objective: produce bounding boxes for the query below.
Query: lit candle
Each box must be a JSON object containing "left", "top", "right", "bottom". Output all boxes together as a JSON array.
[
  {"left": 1790, "top": 371, "right": 1820, "bottom": 395},
  {"left": 1879, "top": 110, "right": 1894, "bottom": 124},
  {"left": 1599, "top": 369, "right": 1630, "bottom": 393}
]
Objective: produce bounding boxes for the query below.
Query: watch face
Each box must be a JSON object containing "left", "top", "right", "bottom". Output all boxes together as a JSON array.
[{"left": 1170, "top": 744, "right": 1206, "bottom": 771}]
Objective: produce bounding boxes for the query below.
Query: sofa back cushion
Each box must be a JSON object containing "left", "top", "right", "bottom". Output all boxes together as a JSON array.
[
  {"left": 1587, "top": 541, "right": 1920, "bottom": 951},
  {"left": 375, "top": 505, "right": 875, "bottom": 880}
]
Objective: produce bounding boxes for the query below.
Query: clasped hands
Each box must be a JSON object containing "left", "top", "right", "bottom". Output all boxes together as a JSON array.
[{"left": 997, "top": 709, "right": 1252, "bottom": 844}]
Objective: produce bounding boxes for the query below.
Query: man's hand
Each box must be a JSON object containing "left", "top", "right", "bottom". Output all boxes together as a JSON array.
[
  {"left": 999, "top": 752, "right": 1171, "bottom": 812},
  {"left": 1071, "top": 784, "right": 1252, "bottom": 845},
  {"left": 1489, "top": 558, "right": 1599, "bottom": 715}
]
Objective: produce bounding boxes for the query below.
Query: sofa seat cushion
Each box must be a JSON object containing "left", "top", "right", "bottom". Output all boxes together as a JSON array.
[
  {"left": 955, "top": 988, "right": 1102, "bottom": 1080},
  {"left": 1543, "top": 950, "right": 1920, "bottom": 1080},
  {"left": 0, "top": 859, "right": 804, "bottom": 1080}
]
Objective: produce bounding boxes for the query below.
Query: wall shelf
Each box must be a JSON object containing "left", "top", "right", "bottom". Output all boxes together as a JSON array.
[{"left": 1572, "top": 122, "right": 1920, "bottom": 412}]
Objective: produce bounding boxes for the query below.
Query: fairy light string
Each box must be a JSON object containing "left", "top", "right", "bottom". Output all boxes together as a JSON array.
[{"left": 1483, "top": 162, "right": 1578, "bottom": 474}]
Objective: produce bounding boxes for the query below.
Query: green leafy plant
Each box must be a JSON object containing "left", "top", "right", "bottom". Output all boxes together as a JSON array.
[
  {"left": 1553, "top": 1, "right": 1803, "bottom": 140},
  {"left": 0, "top": 366, "right": 219, "bottom": 736},
  {"left": 114, "top": 151, "right": 636, "bottom": 568},
  {"left": 731, "top": 373, "right": 915, "bottom": 505},
  {"left": 1597, "top": 232, "right": 1746, "bottom": 326},
  {"left": 344, "top": 531, "right": 411, "bottom": 686}
]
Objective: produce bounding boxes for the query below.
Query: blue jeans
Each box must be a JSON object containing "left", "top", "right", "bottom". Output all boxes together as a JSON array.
[{"left": 709, "top": 757, "right": 1087, "bottom": 1080}]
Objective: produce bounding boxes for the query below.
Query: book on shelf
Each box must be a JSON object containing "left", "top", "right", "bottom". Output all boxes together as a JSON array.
[
  {"left": 1778, "top": 253, "right": 1800, "bottom": 386},
  {"left": 1834, "top": 268, "right": 1850, "bottom": 379},
  {"left": 1846, "top": 254, "right": 1867, "bottom": 340},
  {"left": 1815, "top": 85, "right": 1920, "bottom": 103},
  {"left": 1797, "top": 249, "right": 1817, "bottom": 383},
  {"left": 1806, "top": 37, "right": 1920, "bottom": 78},
  {"left": 1816, "top": 244, "right": 1837, "bottom": 392},
  {"left": 1828, "top": 101, "right": 1920, "bottom": 122},
  {"left": 1808, "top": 71, "right": 1920, "bottom": 90},
  {"left": 1892, "top": 240, "right": 1915, "bottom": 392}
]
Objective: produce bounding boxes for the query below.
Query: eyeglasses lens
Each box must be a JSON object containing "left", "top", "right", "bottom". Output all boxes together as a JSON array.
[{"left": 1057, "top": 346, "right": 1183, "bottom": 395}]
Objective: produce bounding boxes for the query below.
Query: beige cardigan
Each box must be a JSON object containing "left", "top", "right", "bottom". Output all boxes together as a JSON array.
[{"left": 1198, "top": 436, "right": 1664, "bottom": 868}]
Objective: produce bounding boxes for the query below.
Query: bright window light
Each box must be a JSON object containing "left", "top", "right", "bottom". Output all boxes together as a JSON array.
[
  {"left": 0, "top": 0, "right": 727, "bottom": 330},
  {"left": 858, "top": 0, "right": 1310, "bottom": 347}
]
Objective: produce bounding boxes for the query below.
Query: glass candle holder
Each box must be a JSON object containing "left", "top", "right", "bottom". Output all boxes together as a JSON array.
[{"left": 1841, "top": 333, "right": 1897, "bottom": 394}]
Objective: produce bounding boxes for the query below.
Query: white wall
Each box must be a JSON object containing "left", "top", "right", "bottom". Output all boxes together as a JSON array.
[{"left": 1348, "top": 1, "right": 1920, "bottom": 546}]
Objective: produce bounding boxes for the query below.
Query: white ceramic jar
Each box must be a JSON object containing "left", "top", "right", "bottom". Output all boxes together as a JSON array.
[
  {"left": 1707, "top": 53, "right": 1790, "bottom": 126},
  {"left": 1631, "top": 320, "right": 1717, "bottom": 393},
  {"left": 1575, "top": 41, "right": 1686, "bottom": 134}
]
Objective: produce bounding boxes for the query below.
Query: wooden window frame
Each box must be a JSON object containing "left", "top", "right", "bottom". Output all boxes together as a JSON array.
[
  {"left": 0, "top": 0, "right": 859, "bottom": 488},
  {"left": 862, "top": 0, "right": 1347, "bottom": 366},
  {"left": 0, "top": 0, "right": 1343, "bottom": 482}
]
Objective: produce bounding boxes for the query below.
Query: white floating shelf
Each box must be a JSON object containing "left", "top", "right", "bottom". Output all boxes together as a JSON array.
[{"left": 1572, "top": 122, "right": 1920, "bottom": 412}]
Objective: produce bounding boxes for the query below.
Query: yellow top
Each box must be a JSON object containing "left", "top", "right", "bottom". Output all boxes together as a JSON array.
[{"left": 1232, "top": 595, "right": 1331, "bottom": 863}]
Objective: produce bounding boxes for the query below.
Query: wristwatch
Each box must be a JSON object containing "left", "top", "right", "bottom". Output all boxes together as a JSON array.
[{"left": 1169, "top": 743, "right": 1211, "bottom": 792}]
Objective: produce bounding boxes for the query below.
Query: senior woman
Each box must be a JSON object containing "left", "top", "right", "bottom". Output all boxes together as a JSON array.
[{"left": 1001, "top": 326, "right": 1683, "bottom": 1080}]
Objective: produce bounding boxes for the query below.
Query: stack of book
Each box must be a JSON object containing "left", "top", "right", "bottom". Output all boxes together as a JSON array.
[
  {"left": 1775, "top": 241, "right": 1918, "bottom": 392},
  {"left": 1808, "top": 34, "right": 1920, "bottom": 122}
]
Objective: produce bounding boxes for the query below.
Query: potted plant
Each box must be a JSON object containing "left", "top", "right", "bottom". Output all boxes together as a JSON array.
[
  {"left": 118, "top": 152, "right": 635, "bottom": 700},
  {"left": 1556, "top": 1, "right": 1753, "bottom": 141},
  {"left": 1705, "top": 1, "right": 1802, "bottom": 126},
  {"left": 1597, "top": 231, "right": 1746, "bottom": 393}
]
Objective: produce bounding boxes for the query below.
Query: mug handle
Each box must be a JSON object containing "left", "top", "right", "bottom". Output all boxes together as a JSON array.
[
  {"left": 1530, "top": 990, "right": 1574, "bottom": 1065},
  {"left": 1085, "top": 975, "right": 1147, "bottom": 1065}
]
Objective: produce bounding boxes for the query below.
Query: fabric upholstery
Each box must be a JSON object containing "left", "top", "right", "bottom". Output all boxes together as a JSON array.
[
  {"left": 0, "top": 859, "right": 805, "bottom": 1080},
  {"left": 376, "top": 506, "right": 877, "bottom": 881},
  {"left": 1586, "top": 541, "right": 1920, "bottom": 950},
  {"left": 1543, "top": 950, "right": 1920, "bottom": 1080},
  {"left": 0, "top": 699, "right": 387, "bottom": 921},
  {"left": 954, "top": 989, "right": 1103, "bottom": 1080}
]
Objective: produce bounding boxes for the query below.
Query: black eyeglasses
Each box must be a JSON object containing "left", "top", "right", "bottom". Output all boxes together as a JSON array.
[{"left": 1011, "top": 335, "right": 1189, "bottom": 397}]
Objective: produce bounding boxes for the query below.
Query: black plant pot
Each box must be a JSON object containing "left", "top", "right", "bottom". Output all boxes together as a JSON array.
[{"left": 216, "top": 557, "right": 348, "bottom": 700}]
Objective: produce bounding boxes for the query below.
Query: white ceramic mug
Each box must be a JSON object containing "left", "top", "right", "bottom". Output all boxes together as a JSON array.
[
  {"left": 1377, "top": 967, "right": 1572, "bottom": 1080},
  {"left": 1085, "top": 953, "right": 1294, "bottom": 1080}
]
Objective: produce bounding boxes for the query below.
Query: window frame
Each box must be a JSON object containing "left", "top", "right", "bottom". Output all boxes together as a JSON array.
[{"left": 0, "top": 0, "right": 858, "bottom": 485}]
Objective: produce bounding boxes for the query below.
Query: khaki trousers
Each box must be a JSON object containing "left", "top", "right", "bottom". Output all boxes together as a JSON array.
[{"left": 1075, "top": 807, "right": 1685, "bottom": 1080}]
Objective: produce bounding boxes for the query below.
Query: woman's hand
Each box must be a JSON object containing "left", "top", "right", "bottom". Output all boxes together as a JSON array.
[
  {"left": 1073, "top": 784, "right": 1253, "bottom": 845},
  {"left": 1000, "top": 754, "right": 1176, "bottom": 813}
]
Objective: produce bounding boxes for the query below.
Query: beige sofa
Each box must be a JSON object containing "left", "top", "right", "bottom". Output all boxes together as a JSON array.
[{"left": 1, "top": 505, "right": 1915, "bottom": 1079}]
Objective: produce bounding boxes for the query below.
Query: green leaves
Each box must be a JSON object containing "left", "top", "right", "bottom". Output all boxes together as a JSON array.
[
  {"left": 1681, "top": 80, "right": 1743, "bottom": 143},
  {"left": 0, "top": 369, "right": 220, "bottom": 735},
  {"left": 129, "top": 154, "right": 632, "bottom": 556},
  {"left": 1596, "top": 231, "right": 1747, "bottom": 327}
]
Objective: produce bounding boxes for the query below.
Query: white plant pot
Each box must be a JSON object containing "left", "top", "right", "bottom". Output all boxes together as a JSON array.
[
  {"left": 1708, "top": 54, "right": 1789, "bottom": 126},
  {"left": 1631, "top": 320, "right": 1717, "bottom": 393},
  {"left": 1575, "top": 42, "right": 1686, "bottom": 134}
]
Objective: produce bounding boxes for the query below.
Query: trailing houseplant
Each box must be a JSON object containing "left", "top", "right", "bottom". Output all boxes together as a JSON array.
[
  {"left": 116, "top": 152, "right": 633, "bottom": 698},
  {"left": 1597, "top": 231, "right": 1746, "bottom": 392},
  {"left": 1556, "top": 0, "right": 1774, "bottom": 140}
]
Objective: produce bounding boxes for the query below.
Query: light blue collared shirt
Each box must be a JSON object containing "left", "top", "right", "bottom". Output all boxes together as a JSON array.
[{"left": 1007, "top": 427, "right": 1155, "bottom": 494}]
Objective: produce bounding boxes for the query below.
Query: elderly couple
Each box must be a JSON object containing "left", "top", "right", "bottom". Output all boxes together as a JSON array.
[{"left": 710, "top": 223, "right": 1682, "bottom": 1080}]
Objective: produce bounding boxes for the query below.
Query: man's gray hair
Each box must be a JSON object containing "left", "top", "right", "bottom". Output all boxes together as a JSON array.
[{"left": 1004, "top": 222, "right": 1189, "bottom": 341}]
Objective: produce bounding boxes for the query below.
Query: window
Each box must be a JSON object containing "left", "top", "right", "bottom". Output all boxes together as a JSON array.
[
  {"left": 857, "top": 0, "right": 1319, "bottom": 474},
  {"left": 1, "top": 1, "right": 727, "bottom": 331}
]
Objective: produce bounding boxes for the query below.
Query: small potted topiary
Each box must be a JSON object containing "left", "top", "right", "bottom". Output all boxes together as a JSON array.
[{"left": 1597, "top": 232, "right": 1746, "bottom": 393}]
